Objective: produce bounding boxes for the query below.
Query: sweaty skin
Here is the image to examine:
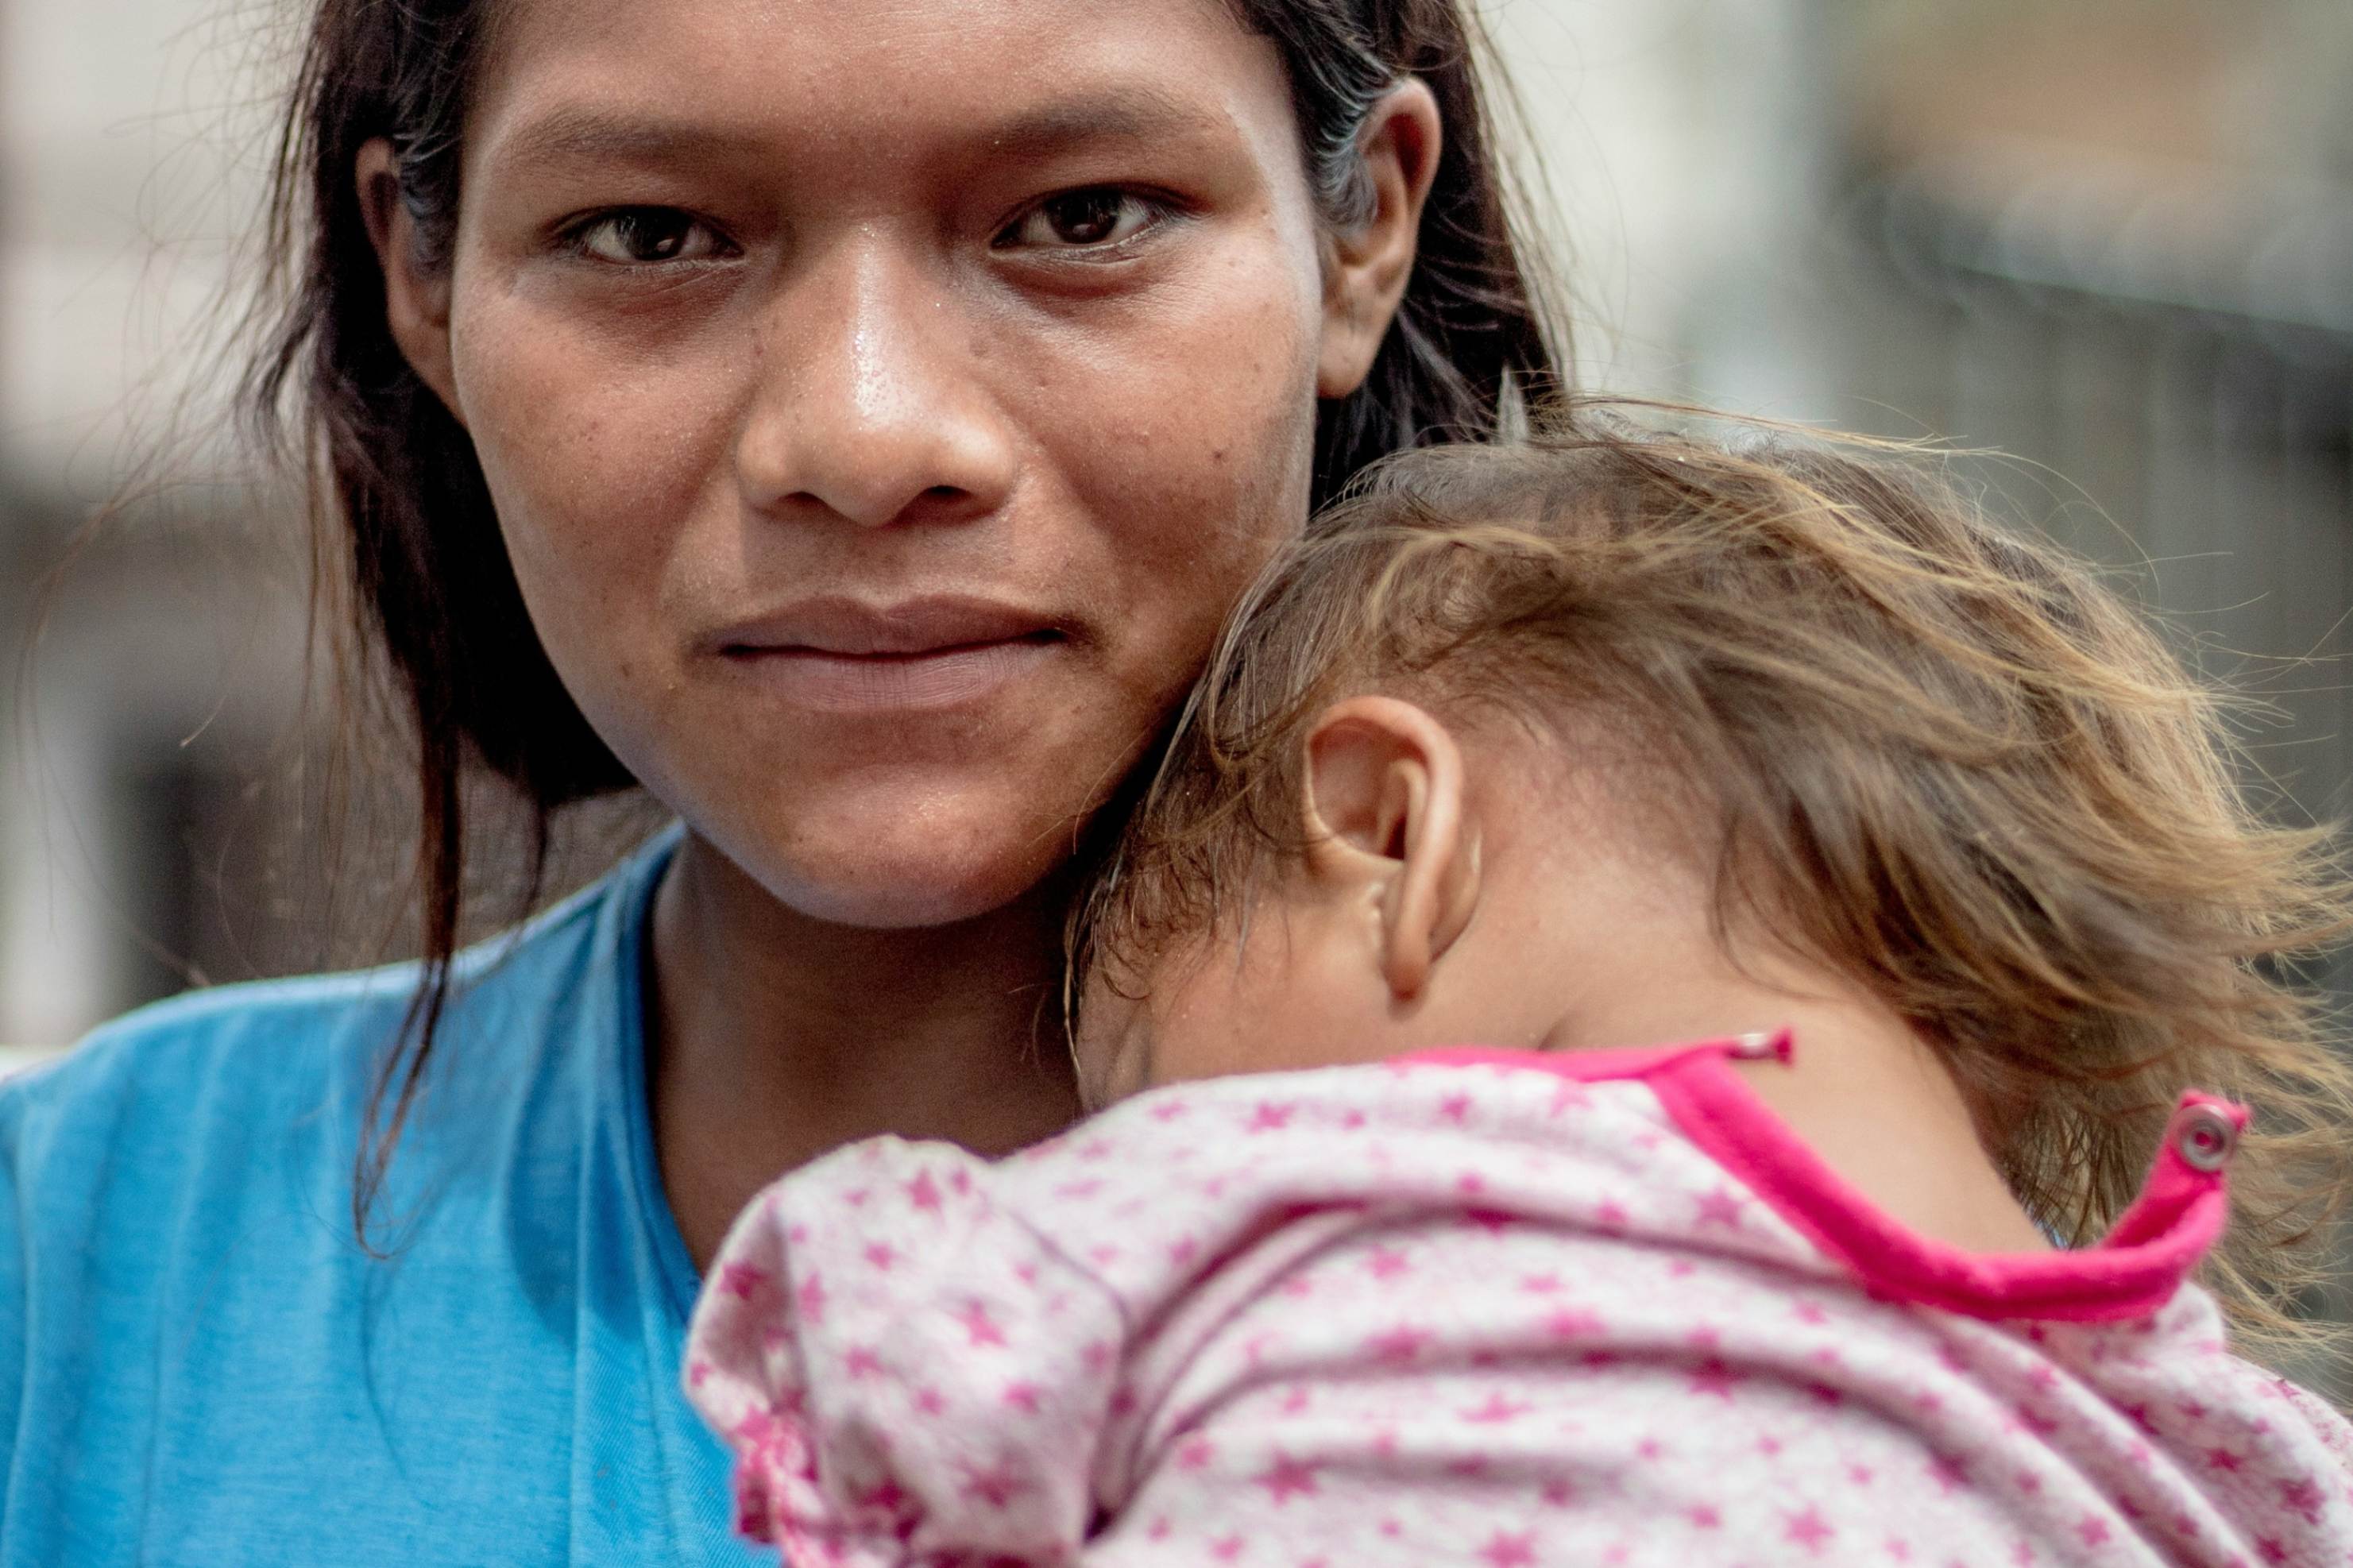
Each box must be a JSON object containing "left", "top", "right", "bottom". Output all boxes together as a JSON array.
[{"left": 361, "top": 0, "right": 1440, "bottom": 1262}]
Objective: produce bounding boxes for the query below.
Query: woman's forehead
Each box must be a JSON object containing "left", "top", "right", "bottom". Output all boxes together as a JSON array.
[{"left": 468, "top": 0, "right": 1293, "bottom": 185}]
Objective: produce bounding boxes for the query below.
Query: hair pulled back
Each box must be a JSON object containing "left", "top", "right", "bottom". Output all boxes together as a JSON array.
[{"left": 241, "top": 0, "right": 1565, "bottom": 1233}]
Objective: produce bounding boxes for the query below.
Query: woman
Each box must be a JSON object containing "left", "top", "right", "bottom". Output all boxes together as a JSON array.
[{"left": 0, "top": 0, "right": 1558, "bottom": 1560}]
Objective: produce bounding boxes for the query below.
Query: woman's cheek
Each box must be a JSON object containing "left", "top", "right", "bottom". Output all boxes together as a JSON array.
[
  {"left": 1054, "top": 264, "right": 1321, "bottom": 612},
  {"left": 458, "top": 310, "right": 733, "bottom": 708}
]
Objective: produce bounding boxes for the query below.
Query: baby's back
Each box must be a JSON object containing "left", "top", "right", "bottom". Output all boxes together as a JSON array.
[{"left": 689, "top": 1040, "right": 2353, "bottom": 1566}]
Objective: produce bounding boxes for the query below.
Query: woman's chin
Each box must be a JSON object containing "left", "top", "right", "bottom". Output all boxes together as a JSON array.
[{"left": 708, "top": 810, "right": 1080, "bottom": 934}]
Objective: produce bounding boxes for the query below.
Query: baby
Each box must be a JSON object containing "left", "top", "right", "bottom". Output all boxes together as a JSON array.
[{"left": 686, "top": 413, "right": 2353, "bottom": 1566}]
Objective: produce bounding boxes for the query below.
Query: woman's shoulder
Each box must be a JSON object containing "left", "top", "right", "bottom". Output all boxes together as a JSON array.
[
  {"left": 0, "top": 828, "right": 674, "bottom": 1172},
  {"left": 3, "top": 964, "right": 412, "bottom": 1141}
]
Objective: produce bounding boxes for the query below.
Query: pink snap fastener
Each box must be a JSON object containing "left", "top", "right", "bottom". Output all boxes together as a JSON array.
[{"left": 2172, "top": 1104, "right": 2237, "bottom": 1173}]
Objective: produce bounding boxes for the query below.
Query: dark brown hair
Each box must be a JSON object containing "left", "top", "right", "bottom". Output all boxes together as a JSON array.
[
  {"left": 1080, "top": 404, "right": 2353, "bottom": 1360},
  {"left": 238, "top": 0, "right": 1567, "bottom": 1235}
]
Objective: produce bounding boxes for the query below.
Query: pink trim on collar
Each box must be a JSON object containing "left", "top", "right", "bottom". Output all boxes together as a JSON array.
[{"left": 1400, "top": 1037, "right": 2240, "bottom": 1323}]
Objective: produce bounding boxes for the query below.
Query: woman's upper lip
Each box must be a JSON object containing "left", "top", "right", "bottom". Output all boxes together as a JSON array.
[{"left": 709, "top": 595, "right": 1067, "bottom": 657}]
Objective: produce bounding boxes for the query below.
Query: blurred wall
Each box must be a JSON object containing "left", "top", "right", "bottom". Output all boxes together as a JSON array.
[{"left": 3, "top": 0, "right": 2349, "bottom": 1057}]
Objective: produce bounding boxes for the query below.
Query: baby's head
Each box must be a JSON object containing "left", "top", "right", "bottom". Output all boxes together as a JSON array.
[{"left": 1073, "top": 407, "right": 2351, "bottom": 1311}]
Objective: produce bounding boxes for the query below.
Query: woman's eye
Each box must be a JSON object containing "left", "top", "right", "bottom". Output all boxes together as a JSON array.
[
  {"left": 1001, "top": 189, "right": 1161, "bottom": 251},
  {"left": 567, "top": 208, "right": 728, "bottom": 265}
]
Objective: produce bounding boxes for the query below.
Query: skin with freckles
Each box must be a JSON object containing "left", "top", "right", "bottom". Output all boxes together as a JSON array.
[
  {"left": 360, "top": 0, "right": 1440, "bottom": 1262},
  {"left": 1079, "top": 696, "right": 2053, "bottom": 1255}
]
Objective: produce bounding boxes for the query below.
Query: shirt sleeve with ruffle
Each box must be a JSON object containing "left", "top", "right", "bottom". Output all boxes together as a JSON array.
[{"left": 685, "top": 1136, "right": 1126, "bottom": 1567}]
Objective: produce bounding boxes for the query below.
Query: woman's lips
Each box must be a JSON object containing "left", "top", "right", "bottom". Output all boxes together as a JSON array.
[
  {"left": 720, "top": 633, "right": 1062, "bottom": 713},
  {"left": 706, "top": 597, "right": 1071, "bottom": 713}
]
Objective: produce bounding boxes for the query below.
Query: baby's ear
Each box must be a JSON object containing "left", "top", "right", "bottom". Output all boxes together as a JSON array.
[{"left": 1300, "top": 697, "right": 1482, "bottom": 999}]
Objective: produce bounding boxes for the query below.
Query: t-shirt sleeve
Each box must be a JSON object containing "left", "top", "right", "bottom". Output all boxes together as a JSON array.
[{"left": 0, "top": 1088, "right": 25, "bottom": 1513}]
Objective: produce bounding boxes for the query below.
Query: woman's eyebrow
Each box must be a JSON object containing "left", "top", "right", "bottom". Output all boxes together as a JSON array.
[
  {"left": 486, "top": 86, "right": 1223, "bottom": 176},
  {"left": 484, "top": 107, "right": 764, "bottom": 174},
  {"left": 976, "top": 86, "right": 1227, "bottom": 159}
]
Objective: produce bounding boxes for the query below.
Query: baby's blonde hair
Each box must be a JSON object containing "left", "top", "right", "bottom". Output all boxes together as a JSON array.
[{"left": 1076, "top": 402, "right": 2353, "bottom": 1364}]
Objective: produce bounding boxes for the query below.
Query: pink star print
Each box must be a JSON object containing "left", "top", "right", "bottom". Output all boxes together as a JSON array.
[
  {"left": 718, "top": 1262, "right": 767, "bottom": 1300},
  {"left": 1368, "top": 1326, "right": 1432, "bottom": 1364},
  {"left": 844, "top": 1345, "right": 884, "bottom": 1380},
  {"left": 1439, "top": 1091, "right": 1473, "bottom": 1124},
  {"left": 1003, "top": 1381, "right": 1041, "bottom": 1413},
  {"left": 2075, "top": 1516, "right": 2111, "bottom": 1548},
  {"left": 863, "top": 1242, "right": 897, "bottom": 1271},
  {"left": 1694, "top": 1187, "right": 1747, "bottom": 1228},
  {"left": 1547, "top": 1082, "right": 1591, "bottom": 1115},
  {"left": 955, "top": 1301, "right": 1006, "bottom": 1349},
  {"left": 795, "top": 1273, "right": 829, "bottom": 1325},
  {"left": 1254, "top": 1454, "right": 1322, "bottom": 1505},
  {"left": 1687, "top": 1358, "right": 1744, "bottom": 1400},
  {"left": 960, "top": 1464, "right": 1026, "bottom": 1509},
  {"left": 1478, "top": 1530, "right": 1537, "bottom": 1568},
  {"left": 1366, "top": 1246, "right": 1411, "bottom": 1280},
  {"left": 2279, "top": 1475, "right": 2324, "bottom": 1523},
  {"left": 1247, "top": 1101, "right": 1296, "bottom": 1132},
  {"left": 1211, "top": 1535, "right": 1246, "bottom": 1562},
  {"left": 1544, "top": 1307, "right": 1605, "bottom": 1341},
  {"left": 1463, "top": 1392, "right": 1532, "bottom": 1423},
  {"left": 1784, "top": 1507, "right": 1835, "bottom": 1554},
  {"left": 853, "top": 1477, "right": 907, "bottom": 1514},
  {"left": 906, "top": 1170, "right": 942, "bottom": 1211}
]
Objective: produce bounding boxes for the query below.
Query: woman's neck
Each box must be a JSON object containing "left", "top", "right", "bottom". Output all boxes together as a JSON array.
[{"left": 648, "top": 831, "right": 1083, "bottom": 1269}]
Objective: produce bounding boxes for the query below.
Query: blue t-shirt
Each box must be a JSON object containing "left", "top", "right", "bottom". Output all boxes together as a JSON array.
[{"left": 0, "top": 828, "right": 769, "bottom": 1566}]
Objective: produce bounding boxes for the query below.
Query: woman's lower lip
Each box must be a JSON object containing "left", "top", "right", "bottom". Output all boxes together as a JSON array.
[{"left": 719, "top": 636, "right": 1060, "bottom": 713}]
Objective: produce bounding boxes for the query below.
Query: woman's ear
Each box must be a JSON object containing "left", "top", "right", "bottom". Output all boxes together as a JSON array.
[
  {"left": 1316, "top": 79, "right": 1443, "bottom": 400},
  {"left": 1300, "top": 695, "right": 1481, "bottom": 999},
  {"left": 356, "top": 138, "right": 463, "bottom": 423}
]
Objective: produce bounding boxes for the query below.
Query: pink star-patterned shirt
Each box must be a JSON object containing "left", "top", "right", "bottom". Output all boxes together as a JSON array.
[{"left": 683, "top": 1035, "right": 2353, "bottom": 1566}]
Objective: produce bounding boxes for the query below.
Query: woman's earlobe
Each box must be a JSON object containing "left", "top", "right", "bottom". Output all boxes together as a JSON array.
[
  {"left": 355, "top": 138, "right": 463, "bottom": 423},
  {"left": 1316, "top": 79, "right": 1443, "bottom": 401}
]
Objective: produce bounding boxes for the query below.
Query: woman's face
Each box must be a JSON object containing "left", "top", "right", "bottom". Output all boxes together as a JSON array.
[{"left": 400, "top": 0, "right": 1409, "bottom": 927}]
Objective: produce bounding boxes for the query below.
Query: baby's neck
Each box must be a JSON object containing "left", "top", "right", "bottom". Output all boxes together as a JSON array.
[{"left": 1545, "top": 970, "right": 2048, "bottom": 1254}]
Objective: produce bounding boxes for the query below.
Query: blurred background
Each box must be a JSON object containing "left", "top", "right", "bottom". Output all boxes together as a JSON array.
[{"left": 3, "top": 0, "right": 2350, "bottom": 1334}]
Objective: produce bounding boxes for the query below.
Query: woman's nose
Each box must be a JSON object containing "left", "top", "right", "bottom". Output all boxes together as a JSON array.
[{"left": 734, "top": 238, "right": 1017, "bottom": 529}]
